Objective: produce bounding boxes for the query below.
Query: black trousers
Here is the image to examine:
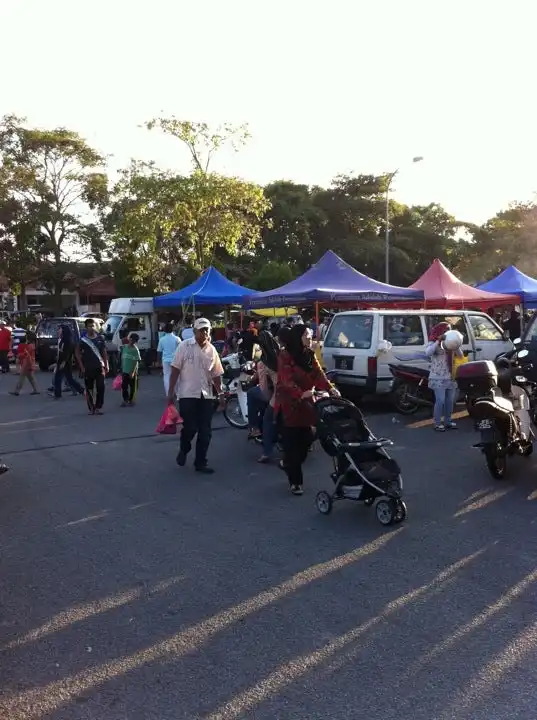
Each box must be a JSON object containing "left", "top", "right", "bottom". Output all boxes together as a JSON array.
[
  {"left": 179, "top": 397, "right": 215, "bottom": 468},
  {"left": 281, "top": 425, "right": 315, "bottom": 487},
  {"left": 0, "top": 350, "right": 9, "bottom": 373},
  {"left": 54, "top": 361, "right": 83, "bottom": 397},
  {"left": 121, "top": 372, "right": 138, "bottom": 403},
  {"left": 84, "top": 369, "right": 105, "bottom": 411}
]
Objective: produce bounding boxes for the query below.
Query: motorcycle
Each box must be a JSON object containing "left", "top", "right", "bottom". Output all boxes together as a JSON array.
[
  {"left": 388, "top": 362, "right": 433, "bottom": 414},
  {"left": 456, "top": 347, "right": 534, "bottom": 479},
  {"left": 222, "top": 359, "right": 257, "bottom": 429}
]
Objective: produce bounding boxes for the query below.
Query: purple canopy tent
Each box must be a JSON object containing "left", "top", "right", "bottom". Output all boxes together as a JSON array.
[{"left": 245, "top": 251, "right": 424, "bottom": 309}]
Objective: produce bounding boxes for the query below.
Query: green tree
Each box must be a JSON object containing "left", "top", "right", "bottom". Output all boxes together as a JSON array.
[
  {"left": 0, "top": 193, "right": 42, "bottom": 310},
  {"left": 309, "top": 174, "right": 387, "bottom": 276},
  {"left": 251, "top": 260, "right": 295, "bottom": 291},
  {"left": 0, "top": 114, "right": 108, "bottom": 311},
  {"left": 452, "top": 203, "right": 537, "bottom": 283},
  {"left": 145, "top": 118, "right": 249, "bottom": 173},
  {"left": 259, "top": 181, "right": 324, "bottom": 271},
  {"left": 105, "top": 119, "right": 270, "bottom": 292},
  {"left": 388, "top": 203, "right": 460, "bottom": 285}
]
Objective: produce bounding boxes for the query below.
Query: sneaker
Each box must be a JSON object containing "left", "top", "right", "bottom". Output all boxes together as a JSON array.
[
  {"left": 176, "top": 450, "right": 187, "bottom": 467},
  {"left": 446, "top": 422, "right": 458, "bottom": 430},
  {"left": 30, "top": 391, "right": 40, "bottom": 395},
  {"left": 8, "top": 391, "right": 19, "bottom": 397},
  {"left": 290, "top": 485, "right": 304, "bottom": 495},
  {"left": 120, "top": 401, "right": 128, "bottom": 407},
  {"left": 195, "top": 465, "right": 214, "bottom": 475},
  {"left": 433, "top": 424, "right": 445, "bottom": 432}
]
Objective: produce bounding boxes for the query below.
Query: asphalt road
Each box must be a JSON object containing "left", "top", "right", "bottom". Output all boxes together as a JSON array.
[{"left": 1, "top": 372, "right": 537, "bottom": 720}]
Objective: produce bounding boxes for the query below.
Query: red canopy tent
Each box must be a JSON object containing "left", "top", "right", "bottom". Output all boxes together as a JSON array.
[{"left": 408, "top": 259, "right": 520, "bottom": 310}]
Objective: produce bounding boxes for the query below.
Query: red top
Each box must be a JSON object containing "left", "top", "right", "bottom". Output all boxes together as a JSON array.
[
  {"left": 18, "top": 343, "right": 36, "bottom": 370},
  {"left": 275, "top": 349, "right": 334, "bottom": 427},
  {"left": 0, "top": 327, "right": 11, "bottom": 351}
]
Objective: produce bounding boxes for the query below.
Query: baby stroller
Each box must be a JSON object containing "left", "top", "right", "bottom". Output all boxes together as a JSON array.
[{"left": 314, "top": 396, "right": 407, "bottom": 526}]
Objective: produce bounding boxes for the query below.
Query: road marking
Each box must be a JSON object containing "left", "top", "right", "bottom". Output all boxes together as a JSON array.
[
  {"left": 0, "top": 416, "right": 57, "bottom": 427},
  {"left": 406, "top": 409, "right": 468, "bottom": 430}
]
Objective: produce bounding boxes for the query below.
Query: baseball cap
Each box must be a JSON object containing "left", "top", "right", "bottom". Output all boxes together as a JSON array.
[{"left": 194, "top": 317, "right": 211, "bottom": 331}]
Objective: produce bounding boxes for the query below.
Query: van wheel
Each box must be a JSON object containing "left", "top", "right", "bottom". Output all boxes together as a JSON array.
[{"left": 393, "top": 381, "right": 419, "bottom": 415}]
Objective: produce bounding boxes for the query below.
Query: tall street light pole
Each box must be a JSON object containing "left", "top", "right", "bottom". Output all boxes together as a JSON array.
[{"left": 384, "top": 156, "right": 423, "bottom": 284}]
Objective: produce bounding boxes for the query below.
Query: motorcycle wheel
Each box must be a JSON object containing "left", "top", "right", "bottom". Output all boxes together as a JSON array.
[
  {"left": 223, "top": 395, "right": 249, "bottom": 429},
  {"left": 484, "top": 446, "right": 507, "bottom": 479},
  {"left": 393, "top": 381, "right": 420, "bottom": 415}
]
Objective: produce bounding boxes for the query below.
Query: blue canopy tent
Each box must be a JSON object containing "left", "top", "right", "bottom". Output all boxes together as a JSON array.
[
  {"left": 154, "top": 267, "right": 256, "bottom": 308},
  {"left": 477, "top": 265, "right": 537, "bottom": 308},
  {"left": 245, "top": 250, "right": 424, "bottom": 308}
]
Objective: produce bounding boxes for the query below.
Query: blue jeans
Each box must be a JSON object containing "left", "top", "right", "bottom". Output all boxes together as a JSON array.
[
  {"left": 247, "top": 386, "right": 267, "bottom": 431},
  {"left": 262, "top": 404, "right": 277, "bottom": 457},
  {"left": 433, "top": 387, "right": 455, "bottom": 426}
]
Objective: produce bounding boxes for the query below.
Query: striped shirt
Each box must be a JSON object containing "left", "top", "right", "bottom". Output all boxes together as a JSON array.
[{"left": 11, "top": 327, "right": 26, "bottom": 356}]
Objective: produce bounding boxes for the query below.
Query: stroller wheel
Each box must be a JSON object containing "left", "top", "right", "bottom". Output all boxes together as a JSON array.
[
  {"left": 315, "top": 491, "right": 333, "bottom": 515},
  {"left": 375, "top": 498, "right": 396, "bottom": 526},
  {"left": 393, "top": 500, "right": 407, "bottom": 524}
]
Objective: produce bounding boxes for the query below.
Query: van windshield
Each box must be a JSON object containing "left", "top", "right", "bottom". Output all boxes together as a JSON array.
[
  {"left": 37, "top": 318, "right": 80, "bottom": 339},
  {"left": 324, "top": 315, "right": 373, "bottom": 349},
  {"left": 102, "top": 315, "right": 123, "bottom": 336}
]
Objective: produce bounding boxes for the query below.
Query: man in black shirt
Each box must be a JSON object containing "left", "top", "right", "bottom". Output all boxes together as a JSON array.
[{"left": 75, "top": 319, "right": 109, "bottom": 415}]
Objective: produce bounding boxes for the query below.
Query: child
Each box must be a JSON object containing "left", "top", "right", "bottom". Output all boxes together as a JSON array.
[
  {"left": 120, "top": 333, "right": 141, "bottom": 407},
  {"left": 10, "top": 332, "right": 39, "bottom": 396}
]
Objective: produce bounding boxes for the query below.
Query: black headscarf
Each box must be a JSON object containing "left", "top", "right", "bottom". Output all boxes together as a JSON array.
[
  {"left": 286, "top": 323, "right": 314, "bottom": 372},
  {"left": 257, "top": 329, "right": 280, "bottom": 372},
  {"left": 59, "top": 323, "right": 73, "bottom": 349}
]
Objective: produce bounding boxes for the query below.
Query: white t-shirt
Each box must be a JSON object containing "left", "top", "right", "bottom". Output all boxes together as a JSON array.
[{"left": 157, "top": 333, "right": 180, "bottom": 363}]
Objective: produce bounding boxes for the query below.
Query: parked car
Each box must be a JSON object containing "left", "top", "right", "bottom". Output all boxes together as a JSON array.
[
  {"left": 35, "top": 316, "right": 103, "bottom": 371},
  {"left": 322, "top": 309, "right": 513, "bottom": 397}
]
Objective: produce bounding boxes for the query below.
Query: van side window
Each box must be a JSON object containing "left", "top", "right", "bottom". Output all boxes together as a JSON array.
[
  {"left": 425, "top": 316, "right": 469, "bottom": 344},
  {"left": 383, "top": 316, "right": 424, "bottom": 347},
  {"left": 469, "top": 314, "right": 503, "bottom": 341},
  {"left": 126, "top": 317, "right": 146, "bottom": 332}
]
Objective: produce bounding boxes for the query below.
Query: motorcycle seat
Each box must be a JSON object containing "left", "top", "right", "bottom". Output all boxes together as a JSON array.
[
  {"left": 475, "top": 396, "right": 514, "bottom": 415},
  {"left": 392, "top": 364, "right": 428, "bottom": 378}
]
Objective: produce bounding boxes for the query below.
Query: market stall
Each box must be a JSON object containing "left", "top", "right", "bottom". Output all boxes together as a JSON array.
[{"left": 477, "top": 265, "right": 537, "bottom": 308}]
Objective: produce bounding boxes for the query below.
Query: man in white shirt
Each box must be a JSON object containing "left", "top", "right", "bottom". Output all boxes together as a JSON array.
[
  {"left": 167, "top": 318, "right": 224, "bottom": 474},
  {"left": 180, "top": 315, "right": 194, "bottom": 341},
  {"left": 157, "top": 322, "right": 181, "bottom": 395}
]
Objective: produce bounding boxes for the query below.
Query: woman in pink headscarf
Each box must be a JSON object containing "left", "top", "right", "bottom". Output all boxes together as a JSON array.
[{"left": 425, "top": 322, "right": 463, "bottom": 432}]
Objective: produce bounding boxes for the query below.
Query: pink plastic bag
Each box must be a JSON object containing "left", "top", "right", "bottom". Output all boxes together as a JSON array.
[
  {"left": 156, "top": 405, "right": 182, "bottom": 435},
  {"left": 112, "top": 375, "right": 122, "bottom": 391}
]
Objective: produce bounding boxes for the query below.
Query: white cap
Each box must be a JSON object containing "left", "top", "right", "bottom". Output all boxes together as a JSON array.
[{"left": 194, "top": 317, "right": 211, "bottom": 331}]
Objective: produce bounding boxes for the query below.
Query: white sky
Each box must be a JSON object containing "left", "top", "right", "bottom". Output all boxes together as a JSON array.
[{"left": 1, "top": 0, "right": 535, "bottom": 223}]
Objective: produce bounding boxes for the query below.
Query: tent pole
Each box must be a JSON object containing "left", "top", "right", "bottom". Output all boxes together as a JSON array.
[{"left": 315, "top": 301, "right": 320, "bottom": 329}]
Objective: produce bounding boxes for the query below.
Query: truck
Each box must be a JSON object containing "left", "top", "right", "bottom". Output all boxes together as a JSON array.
[{"left": 102, "top": 298, "right": 158, "bottom": 374}]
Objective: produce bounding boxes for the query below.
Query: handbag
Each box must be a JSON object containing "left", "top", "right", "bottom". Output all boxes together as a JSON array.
[
  {"left": 156, "top": 405, "right": 183, "bottom": 434},
  {"left": 452, "top": 353, "right": 469, "bottom": 379}
]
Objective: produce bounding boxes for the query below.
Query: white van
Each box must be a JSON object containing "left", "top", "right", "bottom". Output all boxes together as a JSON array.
[{"left": 322, "top": 309, "right": 513, "bottom": 395}]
